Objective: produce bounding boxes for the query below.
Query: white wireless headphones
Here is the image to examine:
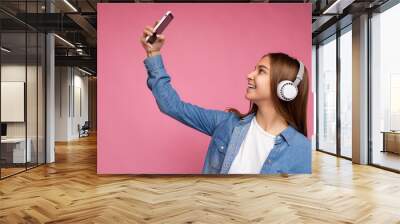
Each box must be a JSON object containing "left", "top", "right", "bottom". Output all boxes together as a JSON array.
[{"left": 276, "top": 60, "right": 305, "bottom": 101}]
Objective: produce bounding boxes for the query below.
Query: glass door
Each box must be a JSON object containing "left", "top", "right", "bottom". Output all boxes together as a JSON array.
[
  {"left": 339, "top": 26, "right": 353, "bottom": 159},
  {"left": 317, "top": 35, "right": 337, "bottom": 155},
  {"left": 370, "top": 3, "right": 400, "bottom": 171}
]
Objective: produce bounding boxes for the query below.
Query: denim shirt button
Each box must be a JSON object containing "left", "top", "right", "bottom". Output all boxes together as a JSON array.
[{"left": 275, "top": 136, "right": 283, "bottom": 145}]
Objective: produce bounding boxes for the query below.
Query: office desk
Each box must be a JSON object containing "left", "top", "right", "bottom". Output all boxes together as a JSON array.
[
  {"left": 381, "top": 131, "right": 400, "bottom": 154},
  {"left": 1, "top": 138, "right": 32, "bottom": 163}
]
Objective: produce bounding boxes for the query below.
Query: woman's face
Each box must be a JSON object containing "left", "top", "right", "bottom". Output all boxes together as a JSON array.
[{"left": 245, "top": 56, "right": 272, "bottom": 103}]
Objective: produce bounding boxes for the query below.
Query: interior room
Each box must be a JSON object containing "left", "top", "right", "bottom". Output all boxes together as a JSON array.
[{"left": 0, "top": 0, "right": 399, "bottom": 223}]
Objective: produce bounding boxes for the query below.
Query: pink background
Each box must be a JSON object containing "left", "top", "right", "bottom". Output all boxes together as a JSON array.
[{"left": 98, "top": 3, "right": 312, "bottom": 174}]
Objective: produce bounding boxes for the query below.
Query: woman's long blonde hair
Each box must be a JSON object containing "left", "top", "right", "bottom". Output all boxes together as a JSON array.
[{"left": 226, "top": 52, "right": 309, "bottom": 136}]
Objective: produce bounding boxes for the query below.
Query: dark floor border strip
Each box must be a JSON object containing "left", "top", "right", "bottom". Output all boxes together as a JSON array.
[{"left": 0, "top": 163, "right": 45, "bottom": 180}]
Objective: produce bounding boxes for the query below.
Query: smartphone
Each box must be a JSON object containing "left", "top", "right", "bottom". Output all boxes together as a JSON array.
[{"left": 145, "top": 11, "right": 174, "bottom": 44}]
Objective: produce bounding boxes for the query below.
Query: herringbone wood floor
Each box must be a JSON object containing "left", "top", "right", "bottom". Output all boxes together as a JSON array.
[{"left": 1, "top": 133, "right": 400, "bottom": 224}]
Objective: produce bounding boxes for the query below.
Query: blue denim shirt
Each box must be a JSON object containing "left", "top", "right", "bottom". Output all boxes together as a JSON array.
[{"left": 144, "top": 54, "right": 311, "bottom": 174}]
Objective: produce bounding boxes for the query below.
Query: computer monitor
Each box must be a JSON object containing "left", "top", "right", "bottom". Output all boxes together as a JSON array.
[{"left": 1, "top": 123, "right": 7, "bottom": 137}]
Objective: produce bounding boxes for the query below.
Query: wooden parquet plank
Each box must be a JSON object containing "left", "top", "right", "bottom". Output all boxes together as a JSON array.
[{"left": 1, "top": 133, "right": 400, "bottom": 223}]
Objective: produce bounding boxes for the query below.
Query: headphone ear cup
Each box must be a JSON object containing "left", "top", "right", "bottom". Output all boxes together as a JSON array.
[{"left": 277, "top": 80, "right": 298, "bottom": 101}]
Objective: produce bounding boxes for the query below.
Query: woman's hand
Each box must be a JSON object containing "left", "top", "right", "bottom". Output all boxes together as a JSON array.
[{"left": 140, "top": 21, "right": 165, "bottom": 56}]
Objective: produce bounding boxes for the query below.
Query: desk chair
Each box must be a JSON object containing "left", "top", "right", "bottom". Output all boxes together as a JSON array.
[{"left": 78, "top": 121, "right": 90, "bottom": 138}]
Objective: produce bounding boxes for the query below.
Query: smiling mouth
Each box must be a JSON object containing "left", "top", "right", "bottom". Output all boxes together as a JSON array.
[{"left": 248, "top": 84, "right": 256, "bottom": 89}]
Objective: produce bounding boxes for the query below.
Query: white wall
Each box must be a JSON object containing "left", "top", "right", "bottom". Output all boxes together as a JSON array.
[
  {"left": 55, "top": 66, "right": 89, "bottom": 141},
  {"left": 1, "top": 65, "right": 42, "bottom": 138},
  {"left": 72, "top": 72, "right": 89, "bottom": 138},
  {"left": 1, "top": 63, "right": 46, "bottom": 164},
  {"left": 55, "top": 66, "right": 69, "bottom": 141},
  {"left": 1, "top": 82, "right": 25, "bottom": 122}
]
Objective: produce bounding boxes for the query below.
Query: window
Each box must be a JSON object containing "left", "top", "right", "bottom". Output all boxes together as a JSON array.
[
  {"left": 317, "top": 35, "right": 337, "bottom": 154},
  {"left": 370, "top": 2, "right": 400, "bottom": 171},
  {"left": 0, "top": 1, "right": 47, "bottom": 179},
  {"left": 339, "top": 27, "right": 352, "bottom": 158}
]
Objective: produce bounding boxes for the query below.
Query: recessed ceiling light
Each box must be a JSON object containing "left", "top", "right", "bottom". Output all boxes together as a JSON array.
[
  {"left": 322, "top": 0, "right": 354, "bottom": 15},
  {"left": 54, "top": 34, "right": 75, "bottom": 48},
  {"left": 1, "top": 47, "right": 11, "bottom": 53},
  {"left": 78, "top": 67, "right": 93, "bottom": 76},
  {"left": 63, "top": 0, "right": 78, "bottom": 12}
]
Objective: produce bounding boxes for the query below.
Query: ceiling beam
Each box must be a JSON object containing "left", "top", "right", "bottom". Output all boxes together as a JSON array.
[
  {"left": 55, "top": 55, "right": 97, "bottom": 73},
  {"left": 67, "top": 13, "right": 97, "bottom": 42}
]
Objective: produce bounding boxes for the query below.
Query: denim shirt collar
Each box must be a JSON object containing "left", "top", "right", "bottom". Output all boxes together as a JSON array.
[{"left": 238, "top": 112, "right": 297, "bottom": 146}]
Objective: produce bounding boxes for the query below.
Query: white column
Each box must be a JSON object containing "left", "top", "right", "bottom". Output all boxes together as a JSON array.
[{"left": 46, "top": 1, "right": 55, "bottom": 163}]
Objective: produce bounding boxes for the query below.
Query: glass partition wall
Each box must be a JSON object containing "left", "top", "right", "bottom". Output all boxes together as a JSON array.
[
  {"left": 370, "top": 2, "right": 400, "bottom": 172},
  {"left": 339, "top": 26, "right": 352, "bottom": 159},
  {"left": 0, "top": 1, "right": 46, "bottom": 179},
  {"left": 316, "top": 0, "right": 400, "bottom": 172},
  {"left": 317, "top": 35, "right": 337, "bottom": 155},
  {"left": 316, "top": 26, "right": 353, "bottom": 159}
]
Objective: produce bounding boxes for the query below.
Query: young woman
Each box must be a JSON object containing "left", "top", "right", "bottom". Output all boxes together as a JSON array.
[{"left": 140, "top": 24, "right": 311, "bottom": 174}]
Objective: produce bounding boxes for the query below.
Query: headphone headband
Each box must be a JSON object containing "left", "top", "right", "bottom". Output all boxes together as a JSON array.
[
  {"left": 276, "top": 58, "right": 306, "bottom": 101},
  {"left": 293, "top": 60, "right": 304, "bottom": 86}
]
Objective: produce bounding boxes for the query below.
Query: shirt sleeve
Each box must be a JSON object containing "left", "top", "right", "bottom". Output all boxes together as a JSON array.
[{"left": 143, "top": 54, "right": 232, "bottom": 136}]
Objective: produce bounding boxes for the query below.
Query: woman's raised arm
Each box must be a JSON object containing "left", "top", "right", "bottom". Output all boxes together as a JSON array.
[
  {"left": 143, "top": 54, "right": 232, "bottom": 136},
  {"left": 140, "top": 23, "right": 232, "bottom": 136}
]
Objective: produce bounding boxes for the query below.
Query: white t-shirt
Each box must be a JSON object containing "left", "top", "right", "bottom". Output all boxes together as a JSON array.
[{"left": 228, "top": 117, "right": 276, "bottom": 174}]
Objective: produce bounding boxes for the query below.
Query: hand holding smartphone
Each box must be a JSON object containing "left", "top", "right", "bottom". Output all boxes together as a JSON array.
[{"left": 145, "top": 11, "right": 174, "bottom": 44}]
